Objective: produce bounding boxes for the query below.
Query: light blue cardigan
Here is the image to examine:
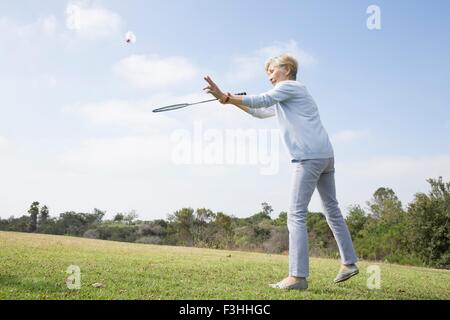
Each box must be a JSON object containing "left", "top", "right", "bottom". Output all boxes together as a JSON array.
[{"left": 242, "top": 80, "right": 334, "bottom": 162}]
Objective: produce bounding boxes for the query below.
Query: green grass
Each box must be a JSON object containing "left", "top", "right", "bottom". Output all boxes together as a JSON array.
[{"left": 0, "top": 231, "right": 449, "bottom": 300}]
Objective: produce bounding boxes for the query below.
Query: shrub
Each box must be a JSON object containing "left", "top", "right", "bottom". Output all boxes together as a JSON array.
[
  {"left": 83, "top": 229, "right": 100, "bottom": 239},
  {"left": 138, "top": 223, "right": 166, "bottom": 237},
  {"left": 262, "top": 226, "right": 288, "bottom": 253},
  {"left": 136, "top": 236, "right": 162, "bottom": 245}
]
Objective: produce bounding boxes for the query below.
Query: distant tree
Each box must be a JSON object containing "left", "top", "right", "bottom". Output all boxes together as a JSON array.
[
  {"left": 273, "top": 211, "right": 287, "bottom": 226},
  {"left": 57, "top": 211, "right": 104, "bottom": 236},
  {"left": 83, "top": 229, "right": 100, "bottom": 239},
  {"left": 261, "top": 202, "right": 274, "bottom": 218},
  {"left": 136, "top": 236, "right": 162, "bottom": 245},
  {"left": 192, "top": 208, "right": 216, "bottom": 247},
  {"left": 0, "top": 217, "right": 7, "bottom": 230},
  {"left": 137, "top": 223, "right": 166, "bottom": 237},
  {"left": 262, "top": 226, "right": 288, "bottom": 253},
  {"left": 38, "top": 205, "right": 50, "bottom": 230},
  {"left": 247, "top": 202, "right": 273, "bottom": 224},
  {"left": 233, "top": 221, "right": 271, "bottom": 251},
  {"left": 368, "top": 187, "right": 402, "bottom": 219},
  {"left": 95, "top": 223, "right": 138, "bottom": 242},
  {"left": 408, "top": 177, "right": 450, "bottom": 268},
  {"left": 212, "top": 212, "right": 234, "bottom": 249},
  {"left": 195, "top": 208, "right": 215, "bottom": 223},
  {"left": 167, "top": 208, "right": 194, "bottom": 246},
  {"left": 152, "top": 219, "right": 168, "bottom": 229},
  {"left": 124, "top": 210, "right": 138, "bottom": 225},
  {"left": 307, "top": 212, "right": 338, "bottom": 257},
  {"left": 234, "top": 226, "right": 257, "bottom": 249},
  {"left": 113, "top": 213, "right": 125, "bottom": 223},
  {"left": 28, "top": 201, "right": 40, "bottom": 232},
  {"left": 345, "top": 205, "right": 368, "bottom": 240},
  {"left": 91, "top": 209, "right": 105, "bottom": 224},
  {"left": 0, "top": 215, "right": 30, "bottom": 232},
  {"left": 356, "top": 188, "right": 410, "bottom": 263}
]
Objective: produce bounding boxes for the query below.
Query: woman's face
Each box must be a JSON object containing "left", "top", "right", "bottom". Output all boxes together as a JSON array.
[{"left": 267, "top": 63, "right": 290, "bottom": 86}]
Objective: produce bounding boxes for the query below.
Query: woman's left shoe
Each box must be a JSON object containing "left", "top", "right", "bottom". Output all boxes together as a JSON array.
[{"left": 269, "top": 278, "right": 308, "bottom": 290}]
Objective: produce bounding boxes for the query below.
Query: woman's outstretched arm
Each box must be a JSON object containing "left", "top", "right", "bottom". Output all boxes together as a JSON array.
[{"left": 203, "top": 75, "right": 286, "bottom": 113}]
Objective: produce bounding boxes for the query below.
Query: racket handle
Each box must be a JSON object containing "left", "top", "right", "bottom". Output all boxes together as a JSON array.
[{"left": 234, "top": 92, "right": 247, "bottom": 96}]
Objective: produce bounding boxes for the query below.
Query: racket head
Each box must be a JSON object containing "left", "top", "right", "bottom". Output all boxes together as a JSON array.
[{"left": 152, "top": 103, "right": 189, "bottom": 113}]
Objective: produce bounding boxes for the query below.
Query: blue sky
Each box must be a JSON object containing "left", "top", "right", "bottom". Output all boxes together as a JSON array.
[{"left": 0, "top": 0, "right": 449, "bottom": 220}]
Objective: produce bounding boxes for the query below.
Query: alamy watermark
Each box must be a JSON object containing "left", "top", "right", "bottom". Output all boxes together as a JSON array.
[
  {"left": 66, "top": 265, "right": 81, "bottom": 290},
  {"left": 170, "top": 121, "right": 281, "bottom": 175},
  {"left": 366, "top": 265, "right": 381, "bottom": 290},
  {"left": 367, "top": 5, "right": 382, "bottom": 30}
]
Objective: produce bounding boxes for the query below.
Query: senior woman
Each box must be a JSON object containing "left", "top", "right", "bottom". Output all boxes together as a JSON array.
[{"left": 203, "top": 54, "right": 359, "bottom": 290}]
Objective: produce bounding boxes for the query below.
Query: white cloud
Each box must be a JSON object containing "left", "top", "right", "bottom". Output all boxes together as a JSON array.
[
  {"left": 0, "top": 136, "right": 7, "bottom": 149},
  {"left": 58, "top": 135, "right": 172, "bottom": 174},
  {"left": 333, "top": 154, "right": 450, "bottom": 211},
  {"left": 29, "top": 73, "right": 58, "bottom": 89},
  {"left": 65, "top": 2, "right": 123, "bottom": 37},
  {"left": 113, "top": 55, "right": 198, "bottom": 89},
  {"left": 331, "top": 129, "right": 370, "bottom": 144},
  {"left": 0, "top": 15, "right": 58, "bottom": 38},
  {"left": 59, "top": 97, "right": 184, "bottom": 174},
  {"left": 64, "top": 90, "right": 259, "bottom": 140},
  {"left": 151, "top": 92, "right": 232, "bottom": 124},
  {"left": 339, "top": 155, "right": 450, "bottom": 181},
  {"left": 41, "top": 16, "right": 57, "bottom": 34},
  {"left": 1, "top": 3, "right": 122, "bottom": 41},
  {"left": 225, "top": 40, "right": 318, "bottom": 84},
  {"left": 70, "top": 99, "right": 179, "bottom": 133}
]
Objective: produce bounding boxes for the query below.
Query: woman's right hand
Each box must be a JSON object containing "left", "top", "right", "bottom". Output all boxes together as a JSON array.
[{"left": 203, "top": 75, "right": 227, "bottom": 103}]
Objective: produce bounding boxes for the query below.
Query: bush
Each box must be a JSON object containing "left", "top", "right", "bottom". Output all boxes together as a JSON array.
[
  {"left": 262, "top": 226, "right": 288, "bottom": 253},
  {"left": 307, "top": 212, "right": 338, "bottom": 258},
  {"left": 96, "top": 223, "right": 139, "bottom": 242},
  {"left": 136, "top": 236, "right": 162, "bottom": 245},
  {"left": 0, "top": 216, "right": 31, "bottom": 232},
  {"left": 83, "top": 229, "right": 100, "bottom": 239},
  {"left": 346, "top": 205, "right": 368, "bottom": 240},
  {"left": 407, "top": 177, "right": 450, "bottom": 268},
  {"left": 138, "top": 223, "right": 166, "bottom": 237}
]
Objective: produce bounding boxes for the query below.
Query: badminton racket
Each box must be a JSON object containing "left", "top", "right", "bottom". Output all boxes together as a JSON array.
[{"left": 152, "top": 92, "right": 247, "bottom": 113}]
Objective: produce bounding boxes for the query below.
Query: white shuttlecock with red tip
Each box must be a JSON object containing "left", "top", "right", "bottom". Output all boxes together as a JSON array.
[{"left": 125, "top": 31, "right": 137, "bottom": 44}]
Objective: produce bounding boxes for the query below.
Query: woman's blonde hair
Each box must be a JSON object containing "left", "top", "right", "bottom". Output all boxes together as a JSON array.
[{"left": 264, "top": 54, "right": 298, "bottom": 80}]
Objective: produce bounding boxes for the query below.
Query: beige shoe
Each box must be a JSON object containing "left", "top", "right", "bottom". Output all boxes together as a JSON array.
[
  {"left": 334, "top": 264, "right": 359, "bottom": 283},
  {"left": 269, "top": 278, "right": 308, "bottom": 290}
]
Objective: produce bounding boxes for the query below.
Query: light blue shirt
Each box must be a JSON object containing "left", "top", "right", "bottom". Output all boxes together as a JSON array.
[{"left": 242, "top": 80, "right": 334, "bottom": 162}]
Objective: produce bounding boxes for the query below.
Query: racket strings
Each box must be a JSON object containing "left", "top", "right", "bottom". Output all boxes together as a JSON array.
[
  {"left": 152, "top": 92, "right": 246, "bottom": 113},
  {"left": 152, "top": 104, "right": 189, "bottom": 113}
]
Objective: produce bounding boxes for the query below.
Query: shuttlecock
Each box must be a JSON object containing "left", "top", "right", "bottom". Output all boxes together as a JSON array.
[{"left": 125, "top": 31, "right": 136, "bottom": 44}]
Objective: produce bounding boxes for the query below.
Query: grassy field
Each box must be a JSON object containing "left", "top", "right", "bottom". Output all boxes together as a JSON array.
[{"left": 0, "top": 231, "right": 449, "bottom": 300}]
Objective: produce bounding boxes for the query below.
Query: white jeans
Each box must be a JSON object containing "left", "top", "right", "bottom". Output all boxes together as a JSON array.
[{"left": 288, "top": 158, "right": 358, "bottom": 277}]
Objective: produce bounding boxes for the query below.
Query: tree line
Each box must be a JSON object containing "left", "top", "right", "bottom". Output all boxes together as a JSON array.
[{"left": 1, "top": 177, "right": 448, "bottom": 269}]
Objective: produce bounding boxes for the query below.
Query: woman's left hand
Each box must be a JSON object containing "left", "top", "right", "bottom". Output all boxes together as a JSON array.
[{"left": 203, "top": 75, "right": 227, "bottom": 103}]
